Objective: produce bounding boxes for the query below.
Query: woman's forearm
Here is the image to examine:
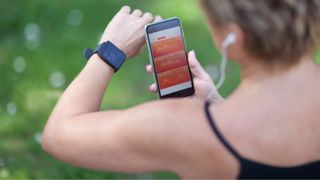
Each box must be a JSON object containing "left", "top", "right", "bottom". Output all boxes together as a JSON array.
[
  {"left": 47, "top": 5, "right": 158, "bottom": 120},
  {"left": 50, "top": 54, "right": 114, "bottom": 119}
]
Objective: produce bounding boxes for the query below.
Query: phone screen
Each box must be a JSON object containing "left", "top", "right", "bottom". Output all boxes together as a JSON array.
[{"left": 146, "top": 18, "right": 194, "bottom": 97}]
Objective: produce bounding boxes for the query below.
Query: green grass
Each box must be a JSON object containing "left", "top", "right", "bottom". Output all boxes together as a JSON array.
[
  {"left": 316, "top": 51, "right": 320, "bottom": 64},
  {"left": 0, "top": 0, "right": 238, "bottom": 178},
  {"left": 4, "top": 0, "right": 319, "bottom": 179}
]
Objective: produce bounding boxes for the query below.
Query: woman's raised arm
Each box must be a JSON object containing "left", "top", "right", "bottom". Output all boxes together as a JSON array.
[{"left": 42, "top": 6, "right": 222, "bottom": 177}]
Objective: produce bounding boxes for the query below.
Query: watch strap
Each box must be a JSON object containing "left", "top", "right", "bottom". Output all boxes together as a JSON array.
[
  {"left": 83, "top": 41, "right": 126, "bottom": 72},
  {"left": 83, "top": 48, "right": 94, "bottom": 60}
]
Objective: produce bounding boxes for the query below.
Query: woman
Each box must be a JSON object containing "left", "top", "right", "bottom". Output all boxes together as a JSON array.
[{"left": 42, "top": 0, "right": 320, "bottom": 178}]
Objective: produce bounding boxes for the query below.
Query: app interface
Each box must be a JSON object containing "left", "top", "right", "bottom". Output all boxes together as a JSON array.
[{"left": 149, "top": 26, "right": 192, "bottom": 96}]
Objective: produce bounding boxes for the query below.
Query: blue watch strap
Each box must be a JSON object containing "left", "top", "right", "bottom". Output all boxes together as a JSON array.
[
  {"left": 83, "top": 41, "right": 126, "bottom": 72},
  {"left": 83, "top": 43, "right": 103, "bottom": 60},
  {"left": 97, "top": 41, "right": 125, "bottom": 72},
  {"left": 83, "top": 48, "right": 94, "bottom": 60}
]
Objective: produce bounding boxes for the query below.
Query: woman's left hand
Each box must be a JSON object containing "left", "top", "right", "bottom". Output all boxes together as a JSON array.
[
  {"left": 146, "top": 50, "right": 224, "bottom": 103},
  {"left": 99, "top": 6, "right": 160, "bottom": 58}
]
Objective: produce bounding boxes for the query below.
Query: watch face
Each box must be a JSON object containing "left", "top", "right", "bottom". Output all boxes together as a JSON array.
[{"left": 98, "top": 42, "right": 126, "bottom": 70}]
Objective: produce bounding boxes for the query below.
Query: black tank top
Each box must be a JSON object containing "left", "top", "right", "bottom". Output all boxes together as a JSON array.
[{"left": 204, "top": 101, "right": 320, "bottom": 179}]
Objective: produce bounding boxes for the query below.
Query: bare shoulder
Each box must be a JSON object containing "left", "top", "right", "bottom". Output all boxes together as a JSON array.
[
  {"left": 125, "top": 98, "right": 208, "bottom": 131},
  {"left": 124, "top": 98, "right": 208, "bottom": 146},
  {"left": 127, "top": 98, "right": 211, "bottom": 138},
  {"left": 124, "top": 98, "right": 239, "bottom": 177}
]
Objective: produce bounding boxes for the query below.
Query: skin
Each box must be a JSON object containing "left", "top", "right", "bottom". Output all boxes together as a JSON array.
[{"left": 42, "top": 5, "right": 320, "bottom": 178}]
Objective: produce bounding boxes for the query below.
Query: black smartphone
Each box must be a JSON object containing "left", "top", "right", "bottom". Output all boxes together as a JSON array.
[{"left": 145, "top": 17, "right": 195, "bottom": 99}]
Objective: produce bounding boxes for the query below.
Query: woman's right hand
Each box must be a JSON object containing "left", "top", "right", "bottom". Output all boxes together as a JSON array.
[
  {"left": 99, "top": 6, "right": 161, "bottom": 59},
  {"left": 146, "top": 50, "right": 224, "bottom": 103}
]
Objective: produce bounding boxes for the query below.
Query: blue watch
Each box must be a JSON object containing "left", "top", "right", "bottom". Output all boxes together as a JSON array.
[{"left": 83, "top": 41, "right": 126, "bottom": 72}]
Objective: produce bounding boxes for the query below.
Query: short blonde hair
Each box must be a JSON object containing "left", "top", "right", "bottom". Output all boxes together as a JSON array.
[{"left": 201, "top": 0, "right": 320, "bottom": 64}]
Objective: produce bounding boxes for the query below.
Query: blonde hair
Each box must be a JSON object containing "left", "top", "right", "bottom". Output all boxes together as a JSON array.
[{"left": 201, "top": 0, "right": 320, "bottom": 64}]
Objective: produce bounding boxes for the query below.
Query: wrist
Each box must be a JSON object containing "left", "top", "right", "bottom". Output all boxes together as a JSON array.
[
  {"left": 99, "top": 37, "right": 128, "bottom": 57},
  {"left": 84, "top": 41, "right": 126, "bottom": 72},
  {"left": 89, "top": 54, "right": 115, "bottom": 73}
]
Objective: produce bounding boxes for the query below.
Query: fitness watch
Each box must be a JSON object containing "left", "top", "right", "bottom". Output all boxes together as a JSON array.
[{"left": 83, "top": 41, "right": 126, "bottom": 72}]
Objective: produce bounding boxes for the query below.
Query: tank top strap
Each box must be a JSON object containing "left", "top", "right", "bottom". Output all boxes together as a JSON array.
[{"left": 204, "top": 101, "right": 242, "bottom": 160}]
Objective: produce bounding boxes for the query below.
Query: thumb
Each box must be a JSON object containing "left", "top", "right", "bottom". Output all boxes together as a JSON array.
[{"left": 188, "top": 50, "right": 209, "bottom": 79}]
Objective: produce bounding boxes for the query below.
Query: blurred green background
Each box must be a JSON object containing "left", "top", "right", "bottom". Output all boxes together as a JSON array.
[{"left": 0, "top": 0, "right": 319, "bottom": 179}]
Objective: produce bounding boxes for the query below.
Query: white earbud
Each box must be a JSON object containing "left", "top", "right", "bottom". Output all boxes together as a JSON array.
[
  {"left": 222, "top": 32, "right": 237, "bottom": 48},
  {"left": 215, "top": 32, "right": 237, "bottom": 90}
]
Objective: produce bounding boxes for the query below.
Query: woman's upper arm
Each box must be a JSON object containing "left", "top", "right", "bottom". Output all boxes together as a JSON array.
[{"left": 42, "top": 99, "right": 197, "bottom": 174}]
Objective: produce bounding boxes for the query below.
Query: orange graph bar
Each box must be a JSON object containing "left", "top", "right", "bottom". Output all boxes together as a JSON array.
[{"left": 157, "top": 66, "right": 190, "bottom": 89}]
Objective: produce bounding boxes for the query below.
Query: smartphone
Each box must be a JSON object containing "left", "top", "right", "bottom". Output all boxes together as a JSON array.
[{"left": 145, "top": 17, "right": 195, "bottom": 99}]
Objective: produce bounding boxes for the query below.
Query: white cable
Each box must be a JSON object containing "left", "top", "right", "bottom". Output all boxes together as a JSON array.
[
  {"left": 216, "top": 45, "right": 228, "bottom": 89},
  {"left": 215, "top": 33, "right": 236, "bottom": 89}
]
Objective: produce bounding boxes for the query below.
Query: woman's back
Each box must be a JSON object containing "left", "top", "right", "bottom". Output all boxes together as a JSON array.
[{"left": 198, "top": 59, "right": 320, "bottom": 178}]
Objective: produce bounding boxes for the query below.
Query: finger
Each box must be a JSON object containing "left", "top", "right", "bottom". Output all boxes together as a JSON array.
[
  {"left": 153, "top": 15, "right": 163, "bottom": 22},
  {"left": 132, "top": 9, "right": 143, "bottom": 17},
  {"left": 145, "top": 64, "right": 153, "bottom": 73},
  {"left": 188, "top": 50, "right": 210, "bottom": 79},
  {"left": 142, "top": 12, "right": 153, "bottom": 23},
  {"left": 149, "top": 84, "right": 158, "bottom": 93},
  {"left": 119, "top": 5, "right": 131, "bottom": 14}
]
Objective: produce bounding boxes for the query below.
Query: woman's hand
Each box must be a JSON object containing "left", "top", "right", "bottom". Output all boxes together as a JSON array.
[
  {"left": 99, "top": 6, "right": 161, "bottom": 58},
  {"left": 146, "top": 50, "right": 224, "bottom": 103}
]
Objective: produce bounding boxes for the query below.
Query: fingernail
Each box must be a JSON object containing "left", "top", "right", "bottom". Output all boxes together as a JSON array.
[
  {"left": 189, "top": 50, "right": 195, "bottom": 56},
  {"left": 192, "top": 50, "right": 196, "bottom": 57},
  {"left": 149, "top": 84, "right": 156, "bottom": 91}
]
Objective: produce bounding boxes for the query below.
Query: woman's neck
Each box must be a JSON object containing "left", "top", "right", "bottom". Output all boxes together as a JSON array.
[{"left": 239, "top": 56, "right": 319, "bottom": 86}]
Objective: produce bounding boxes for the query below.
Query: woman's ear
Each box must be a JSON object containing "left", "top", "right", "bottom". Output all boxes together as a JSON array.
[
  {"left": 222, "top": 23, "right": 246, "bottom": 62},
  {"left": 207, "top": 21, "right": 246, "bottom": 62}
]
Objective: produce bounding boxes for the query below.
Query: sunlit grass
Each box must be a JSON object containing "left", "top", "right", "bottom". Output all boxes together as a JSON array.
[{"left": 0, "top": 0, "right": 210, "bottom": 178}]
